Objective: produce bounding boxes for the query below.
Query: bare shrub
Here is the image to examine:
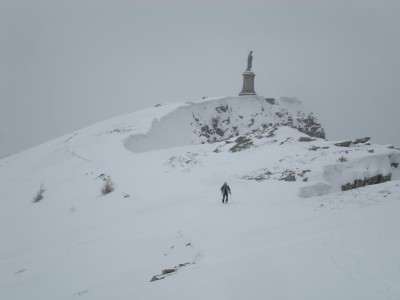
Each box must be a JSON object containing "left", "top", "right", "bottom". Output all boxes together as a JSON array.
[
  {"left": 338, "top": 156, "right": 348, "bottom": 163},
  {"left": 69, "top": 204, "right": 77, "bottom": 213},
  {"left": 32, "top": 184, "right": 46, "bottom": 203},
  {"left": 101, "top": 176, "right": 114, "bottom": 195}
]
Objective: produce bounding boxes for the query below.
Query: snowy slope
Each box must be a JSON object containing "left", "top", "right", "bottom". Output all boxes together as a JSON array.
[{"left": 1, "top": 95, "right": 400, "bottom": 300}]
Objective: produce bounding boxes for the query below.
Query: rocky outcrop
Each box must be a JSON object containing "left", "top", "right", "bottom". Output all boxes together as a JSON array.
[
  {"left": 335, "top": 137, "right": 371, "bottom": 148},
  {"left": 124, "top": 96, "right": 326, "bottom": 153},
  {"left": 150, "top": 263, "right": 193, "bottom": 282},
  {"left": 335, "top": 141, "right": 352, "bottom": 147},
  {"left": 280, "top": 171, "right": 296, "bottom": 182},
  {"left": 191, "top": 96, "right": 326, "bottom": 145},
  {"left": 341, "top": 174, "right": 391, "bottom": 191},
  {"left": 229, "top": 136, "right": 253, "bottom": 152},
  {"left": 353, "top": 137, "right": 371, "bottom": 144},
  {"left": 299, "top": 137, "right": 316, "bottom": 142}
]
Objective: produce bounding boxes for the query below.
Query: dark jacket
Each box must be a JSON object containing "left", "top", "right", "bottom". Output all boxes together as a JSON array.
[{"left": 220, "top": 184, "right": 231, "bottom": 195}]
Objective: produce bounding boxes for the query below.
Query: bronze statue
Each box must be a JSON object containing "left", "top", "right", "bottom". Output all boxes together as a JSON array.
[{"left": 246, "top": 51, "right": 253, "bottom": 71}]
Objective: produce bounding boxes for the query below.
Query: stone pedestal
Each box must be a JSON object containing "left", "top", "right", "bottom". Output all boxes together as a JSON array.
[{"left": 239, "top": 71, "right": 256, "bottom": 96}]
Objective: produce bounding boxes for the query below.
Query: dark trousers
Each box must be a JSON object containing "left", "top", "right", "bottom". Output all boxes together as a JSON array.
[{"left": 222, "top": 192, "right": 229, "bottom": 203}]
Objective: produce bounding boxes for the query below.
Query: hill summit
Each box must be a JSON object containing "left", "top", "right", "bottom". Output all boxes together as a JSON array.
[{"left": 1, "top": 95, "right": 400, "bottom": 300}]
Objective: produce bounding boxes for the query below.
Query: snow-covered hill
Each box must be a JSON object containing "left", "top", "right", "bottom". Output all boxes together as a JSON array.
[{"left": 1, "top": 95, "right": 400, "bottom": 300}]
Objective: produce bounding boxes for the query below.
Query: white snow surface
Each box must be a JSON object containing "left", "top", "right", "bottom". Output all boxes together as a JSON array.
[{"left": 1, "top": 95, "right": 400, "bottom": 300}]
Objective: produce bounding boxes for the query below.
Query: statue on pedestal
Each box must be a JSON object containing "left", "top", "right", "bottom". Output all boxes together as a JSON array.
[
  {"left": 246, "top": 51, "right": 253, "bottom": 71},
  {"left": 239, "top": 50, "right": 256, "bottom": 96}
]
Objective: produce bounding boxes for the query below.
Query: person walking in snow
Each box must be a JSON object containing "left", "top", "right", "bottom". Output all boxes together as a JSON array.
[{"left": 220, "top": 182, "right": 231, "bottom": 204}]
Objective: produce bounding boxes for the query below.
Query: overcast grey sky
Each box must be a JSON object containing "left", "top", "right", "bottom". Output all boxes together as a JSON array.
[{"left": 1, "top": 0, "right": 399, "bottom": 158}]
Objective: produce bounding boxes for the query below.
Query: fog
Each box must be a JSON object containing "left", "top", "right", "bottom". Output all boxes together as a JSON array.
[{"left": 1, "top": 0, "right": 399, "bottom": 158}]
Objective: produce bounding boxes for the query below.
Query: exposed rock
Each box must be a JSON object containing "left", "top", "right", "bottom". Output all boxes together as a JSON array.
[
  {"left": 215, "top": 104, "right": 229, "bottom": 113},
  {"left": 335, "top": 141, "right": 352, "bottom": 147},
  {"left": 309, "top": 145, "right": 329, "bottom": 151},
  {"left": 166, "top": 152, "right": 200, "bottom": 169},
  {"left": 295, "top": 114, "right": 326, "bottom": 139},
  {"left": 341, "top": 182, "right": 353, "bottom": 191},
  {"left": 265, "top": 98, "right": 275, "bottom": 104},
  {"left": 105, "top": 128, "right": 132, "bottom": 135},
  {"left": 280, "top": 171, "right": 296, "bottom": 182},
  {"left": 162, "top": 269, "right": 176, "bottom": 275},
  {"left": 241, "top": 170, "right": 273, "bottom": 182},
  {"left": 280, "top": 137, "right": 292, "bottom": 145},
  {"left": 178, "top": 263, "right": 191, "bottom": 267},
  {"left": 299, "top": 137, "right": 316, "bottom": 142},
  {"left": 229, "top": 136, "right": 253, "bottom": 152},
  {"left": 215, "top": 127, "right": 225, "bottom": 137},
  {"left": 387, "top": 146, "right": 400, "bottom": 150},
  {"left": 150, "top": 263, "right": 194, "bottom": 282},
  {"left": 240, "top": 167, "right": 275, "bottom": 182},
  {"left": 192, "top": 98, "right": 326, "bottom": 145},
  {"left": 266, "top": 125, "right": 278, "bottom": 138},
  {"left": 341, "top": 174, "right": 392, "bottom": 191},
  {"left": 353, "top": 137, "right": 371, "bottom": 144},
  {"left": 150, "top": 275, "right": 163, "bottom": 282},
  {"left": 297, "top": 170, "right": 311, "bottom": 177}
]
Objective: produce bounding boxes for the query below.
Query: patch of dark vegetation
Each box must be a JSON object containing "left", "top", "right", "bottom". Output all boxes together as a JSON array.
[
  {"left": 32, "top": 184, "right": 46, "bottom": 203},
  {"left": 100, "top": 175, "right": 115, "bottom": 195}
]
